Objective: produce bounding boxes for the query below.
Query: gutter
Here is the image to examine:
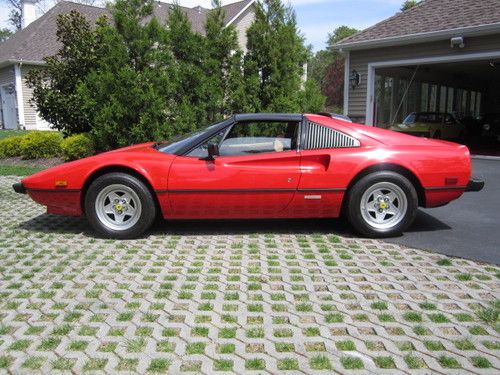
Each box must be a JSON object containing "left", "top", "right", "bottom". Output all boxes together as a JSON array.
[
  {"left": 0, "top": 59, "right": 46, "bottom": 69},
  {"left": 226, "top": 0, "right": 256, "bottom": 26},
  {"left": 333, "top": 22, "right": 500, "bottom": 51}
]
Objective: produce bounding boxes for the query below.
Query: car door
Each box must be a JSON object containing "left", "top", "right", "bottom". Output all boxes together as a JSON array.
[
  {"left": 168, "top": 120, "right": 301, "bottom": 219},
  {"left": 292, "top": 120, "right": 361, "bottom": 218}
]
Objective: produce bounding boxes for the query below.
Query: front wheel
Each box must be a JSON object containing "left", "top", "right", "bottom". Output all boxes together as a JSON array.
[
  {"left": 85, "top": 173, "right": 157, "bottom": 239},
  {"left": 346, "top": 171, "right": 418, "bottom": 238}
]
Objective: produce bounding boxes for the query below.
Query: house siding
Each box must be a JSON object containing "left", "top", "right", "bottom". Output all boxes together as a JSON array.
[
  {"left": 0, "top": 66, "right": 17, "bottom": 129},
  {"left": 347, "top": 33, "right": 500, "bottom": 122},
  {"left": 233, "top": 6, "right": 255, "bottom": 53},
  {"left": 21, "top": 65, "right": 38, "bottom": 130}
]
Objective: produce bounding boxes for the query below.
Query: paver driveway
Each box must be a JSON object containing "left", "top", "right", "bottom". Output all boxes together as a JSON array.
[{"left": 0, "top": 176, "right": 499, "bottom": 374}]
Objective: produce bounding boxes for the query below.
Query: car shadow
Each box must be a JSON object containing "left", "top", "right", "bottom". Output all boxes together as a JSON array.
[
  {"left": 404, "top": 209, "right": 452, "bottom": 232},
  {"left": 17, "top": 209, "right": 450, "bottom": 238}
]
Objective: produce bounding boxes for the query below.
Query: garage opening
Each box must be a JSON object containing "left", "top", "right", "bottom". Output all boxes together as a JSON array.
[{"left": 373, "top": 59, "right": 500, "bottom": 155}]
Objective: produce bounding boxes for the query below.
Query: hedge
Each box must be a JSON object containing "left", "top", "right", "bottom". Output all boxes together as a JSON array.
[{"left": 0, "top": 131, "right": 94, "bottom": 160}]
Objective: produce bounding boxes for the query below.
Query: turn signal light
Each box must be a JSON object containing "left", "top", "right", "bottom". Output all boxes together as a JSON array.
[{"left": 55, "top": 180, "right": 68, "bottom": 188}]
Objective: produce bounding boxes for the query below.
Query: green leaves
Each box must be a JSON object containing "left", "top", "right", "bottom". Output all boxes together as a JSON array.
[{"left": 28, "top": 0, "right": 325, "bottom": 152}]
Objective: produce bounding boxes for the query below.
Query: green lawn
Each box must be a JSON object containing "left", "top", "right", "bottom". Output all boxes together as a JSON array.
[
  {"left": 0, "top": 165, "right": 42, "bottom": 176},
  {"left": 0, "top": 130, "right": 30, "bottom": 140}
]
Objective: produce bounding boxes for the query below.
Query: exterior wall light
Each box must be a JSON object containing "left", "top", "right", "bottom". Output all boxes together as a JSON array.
[
  {"left": 349, "top": 69, "right": 361, "bottom": 89},
  {"left": 450, "top": 36, "right": 465, "bottom": 48}
]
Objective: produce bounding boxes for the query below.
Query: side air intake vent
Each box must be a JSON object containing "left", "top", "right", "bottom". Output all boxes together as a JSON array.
[{"left": 303, "top": 122, "right": 360, "bottom": 150}]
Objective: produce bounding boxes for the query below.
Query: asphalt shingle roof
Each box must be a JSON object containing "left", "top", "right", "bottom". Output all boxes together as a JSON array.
[
  {"left": 336, "top": 0, "right": 500, "bottom": 48},
  {"left": 0, "top": 0, "right": 253, "bottom": 64}
]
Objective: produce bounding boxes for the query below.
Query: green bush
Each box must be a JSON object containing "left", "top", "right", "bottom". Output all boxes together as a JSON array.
[
  {"left": 0, "top": 135, "right": 24, "bottom": 158},
  {"left": 19, "top": 131, "right": 62, "bottom": 159},
  {"left": 61, "top": 133, "right": 95, "bottom": 161}
]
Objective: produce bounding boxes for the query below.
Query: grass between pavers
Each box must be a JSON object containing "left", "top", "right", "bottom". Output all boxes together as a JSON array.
[
  {"left": 0, "top": 164, "right": 43, "bottom": 176},
  {"left": 0, "top": 180, "right": 499, "bottom": 374}
]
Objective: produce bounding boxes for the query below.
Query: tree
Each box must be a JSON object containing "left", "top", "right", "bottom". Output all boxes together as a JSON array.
[
  {"left": 78, "top": 0, "right": 173, "bottom": 150},
  {"left": 244, "top": 0, "right": 324, "bottom": 113},
  {"left": 1, "top": 0, "right": 22, "bottom": 30},
  {"left": 0, "top": 28, "right": 12, "bottom": 42},
  {"left": 308, "top": 26, "right": 358, "bottom": 88},
  {"left": 401, "top": 0, "right": 420, "bottom": 11},
  {"left": 203, "top": 0, "right": 243, "bottom": 122},
  {"left": 27, "top": 10, "right": 100, "bottom": 135},
  {"left": 308, "top": 26, "right": 357, "bottom": 111}
]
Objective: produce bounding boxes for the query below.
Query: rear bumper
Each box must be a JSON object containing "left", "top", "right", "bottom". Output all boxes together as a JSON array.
[
  {"left": 13, "top": 182, "right": 27, "bottom": 194},
  {"left": 466, "top": 178, "right": 485, "bottom": 192}
]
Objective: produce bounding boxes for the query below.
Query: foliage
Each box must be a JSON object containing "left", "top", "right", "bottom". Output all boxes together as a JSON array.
[
  {"left": 308, "top": 26, "right": 358, "bottom": 111},
  {"left": 19, "top": 131, "right": 62, "bottom": 159},
  {"left": 1, "top": 0, "right": 21, "bottom": 30},
  {"left": 401, "top": 0, "right": 420, "bottom": 11},
  {"left": 0, "top": 28, "right": 12, "bottom": 42},
  {"left": 244, "top": 0, "right": 322, "bottom": 113},
  {"left": 0, "top": 136, "right": 24, "bottom": 158},
  {"left": 61, "top": 133, "right": 95, "bottom": 160},
  {"left": 28, "top": 0, "right": 324, "bottom": 151},
  {"left": 27, "top": 11, "right": 99, "bottom": 136}
]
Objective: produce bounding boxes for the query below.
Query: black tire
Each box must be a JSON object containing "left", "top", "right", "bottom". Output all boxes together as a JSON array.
[
  {"left": 85, "top": 172, "right": 157, "bottom": 239},
  {"left": 346, "top": 171, "right": 418, "bottom": 238}
]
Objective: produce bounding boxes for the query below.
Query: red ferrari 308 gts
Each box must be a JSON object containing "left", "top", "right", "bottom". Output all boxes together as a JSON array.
[{"left": 13, "top": 113, "right": 484, "bottom": 239}]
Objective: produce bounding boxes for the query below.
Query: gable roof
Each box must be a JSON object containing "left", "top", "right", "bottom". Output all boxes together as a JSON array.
[
  {"left": 334, "top": 0, "right": 500, "bottom": 50},
  {"left": 0, "top": 0, "right": 255, "bottom": 66}
]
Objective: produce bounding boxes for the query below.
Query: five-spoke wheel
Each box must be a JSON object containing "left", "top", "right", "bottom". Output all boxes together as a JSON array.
[
  {"left": 346, "top": 171, "right": 418, "bottom": 237},
  {"left": 85, "top": 173, "right": 156, "bottom": 239}
]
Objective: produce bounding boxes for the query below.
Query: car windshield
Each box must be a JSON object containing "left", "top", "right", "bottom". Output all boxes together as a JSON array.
[
  {"left": 402, "top": 113, "right": 416, "bottom": 125},
  {"left": 155, "top": 121, "right": 225, "bottom": 155}
]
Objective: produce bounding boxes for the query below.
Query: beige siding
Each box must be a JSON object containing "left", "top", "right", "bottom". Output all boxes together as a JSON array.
[
  {"left": 21, "top": 65, "right": 38, "bottom": 130},
  {"left": 347, "top": 33, "right": 500, "bottom": 122},
  {"left": 0, "top": 66, "right": 16, "bottom": 129},
  {"left": 233, "top": 6, "right": 255, "bottom": 53}
]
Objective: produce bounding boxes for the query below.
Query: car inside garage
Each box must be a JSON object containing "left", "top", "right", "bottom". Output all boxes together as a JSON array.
[{"left": 373, "top": 58, "right": 500, "bottom": 154}]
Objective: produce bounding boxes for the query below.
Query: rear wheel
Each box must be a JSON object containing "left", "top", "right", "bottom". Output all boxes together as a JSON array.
[
  {"left": 346, "top": 171, "right": 418, "bottom": 238},
  {"left": 85, "top": 173, "right": 156, "bottom": 239}
]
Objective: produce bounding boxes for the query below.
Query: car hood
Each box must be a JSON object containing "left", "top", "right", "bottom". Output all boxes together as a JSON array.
[{"left": 389, "top": 122, "right": 431, "bottom": 132}]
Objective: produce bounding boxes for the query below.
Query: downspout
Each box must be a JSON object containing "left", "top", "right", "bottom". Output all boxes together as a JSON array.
[{"left": 14, "top": 62, "right": 25, "bottom": 129}]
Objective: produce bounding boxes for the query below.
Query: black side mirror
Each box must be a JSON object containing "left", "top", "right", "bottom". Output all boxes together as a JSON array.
[{"left": 206, "top": 142, "right": 219, "bottom": 161}]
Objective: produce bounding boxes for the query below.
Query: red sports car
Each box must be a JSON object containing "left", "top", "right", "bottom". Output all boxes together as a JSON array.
[{"left": 13, "top": 113, "right": 484, "bottom": 239}]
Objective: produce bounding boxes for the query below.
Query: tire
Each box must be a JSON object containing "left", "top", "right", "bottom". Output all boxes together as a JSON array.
[
  {"left": 84, "top": 172, "right": 157, "bottom": 239},
  {"left": 346, "top": 171, "right": 418, "bottom": 238}
]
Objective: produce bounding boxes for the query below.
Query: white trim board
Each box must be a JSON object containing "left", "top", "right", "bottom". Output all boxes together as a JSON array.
[
  {"left": 364, "top": 50, "right": 500, "bottom": 126},
  {"left": 343, "top": 51, "right": 350, "bottom": 116},
  {"left": 14, "top": 63, "right": 25, "bottom": 128},
  {"left": 226, "top": 0, "right": 256, "bottom": 27}
]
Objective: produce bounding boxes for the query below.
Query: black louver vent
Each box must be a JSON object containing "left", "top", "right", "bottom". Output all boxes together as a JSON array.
[{"left": 303, "top": 122, "right": 360, "bottom": 150}]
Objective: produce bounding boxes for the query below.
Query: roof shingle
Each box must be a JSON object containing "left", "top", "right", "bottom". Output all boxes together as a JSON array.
[
  {"left": 335, "top": 0, "right": 500, "bottom": 48},
  {"left": 0, "top": 0, "right": 254, "bottom": 64}
]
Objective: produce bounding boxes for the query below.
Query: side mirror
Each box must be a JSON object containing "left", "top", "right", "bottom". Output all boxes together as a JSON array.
[{"left": 206, "top": 142, "right": 219, "bottom": 161}]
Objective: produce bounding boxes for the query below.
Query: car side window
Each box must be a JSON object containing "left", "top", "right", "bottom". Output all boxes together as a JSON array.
[
  {"left": 186, "top": 130, "right": 227, "bottom": 158},
  {"left": 218, "top": 121, "right": 298, "bottom": 157}
]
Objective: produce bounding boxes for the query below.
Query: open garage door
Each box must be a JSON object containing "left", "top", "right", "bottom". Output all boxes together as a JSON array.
[{"left": 370, "top": 58, "right": 500, "bottom": 155}]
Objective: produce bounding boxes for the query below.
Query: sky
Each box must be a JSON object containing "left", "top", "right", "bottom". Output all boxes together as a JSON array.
[{"left": 0, "top": 0, "right": 404, "bottom": 51}]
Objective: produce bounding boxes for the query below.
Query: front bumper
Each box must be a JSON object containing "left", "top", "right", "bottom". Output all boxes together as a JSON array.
[
  {"left": 466, "top": 178, "right": 485, "bottom": 192},
  {"left": 13, "top": 182, "right": 27, "bottom": 194}
]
